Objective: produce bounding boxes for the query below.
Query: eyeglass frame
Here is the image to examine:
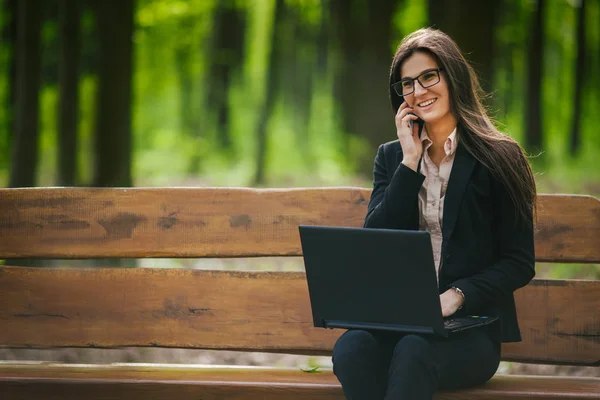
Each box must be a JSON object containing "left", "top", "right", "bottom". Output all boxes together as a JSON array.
[{"left": 391, "top": 68, "right": 445, "bottom": 97}]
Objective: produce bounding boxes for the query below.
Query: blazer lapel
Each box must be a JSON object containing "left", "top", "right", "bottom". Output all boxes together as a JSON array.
[{"left": 442, "top": 141, "right": 476, "bottom": 245}]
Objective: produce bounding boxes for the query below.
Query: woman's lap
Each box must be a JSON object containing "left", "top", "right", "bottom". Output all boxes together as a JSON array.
[{"left": 332, "top": 325, "right": 500, "bottom": 393}]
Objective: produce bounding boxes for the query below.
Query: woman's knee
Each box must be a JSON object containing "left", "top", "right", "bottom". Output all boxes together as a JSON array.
[
  {"left": 332, "top": 330, "right": 379, "bottom": 364},
  {"left": 392, "top": 334, "right": 433, "bottom": 364}
]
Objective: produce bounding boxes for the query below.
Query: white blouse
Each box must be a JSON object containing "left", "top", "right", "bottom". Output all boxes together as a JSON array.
[{"left": 417, "top": 127, "right": 458, "bottom": 281}]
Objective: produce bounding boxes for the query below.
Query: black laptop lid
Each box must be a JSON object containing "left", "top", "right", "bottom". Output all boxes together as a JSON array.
[{"left": 299, "top": 225, "right": 446, "bottom": 336}]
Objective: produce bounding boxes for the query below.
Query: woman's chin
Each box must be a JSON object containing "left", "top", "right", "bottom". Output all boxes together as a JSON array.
[{"left": 421, "top": 112, "right": 450, "bottom": 126}]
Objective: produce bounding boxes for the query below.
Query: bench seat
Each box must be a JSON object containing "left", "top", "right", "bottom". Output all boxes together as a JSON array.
[{"left": 1, "top": 363, "right": 599, "bottom": 399}]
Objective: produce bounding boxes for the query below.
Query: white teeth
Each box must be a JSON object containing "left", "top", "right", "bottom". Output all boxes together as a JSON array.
[{"left": 418, "top": 98, "right": 436, "bottom": 107}]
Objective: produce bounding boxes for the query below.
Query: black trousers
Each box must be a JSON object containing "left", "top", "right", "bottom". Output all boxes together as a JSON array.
[{"left": 332, "top": 325, "right": 501, "bottom": 400}]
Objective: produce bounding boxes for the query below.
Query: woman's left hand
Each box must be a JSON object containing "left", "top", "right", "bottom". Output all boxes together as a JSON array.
[{"left": 440, "top": 289, "right": 465, "bottom": 317}]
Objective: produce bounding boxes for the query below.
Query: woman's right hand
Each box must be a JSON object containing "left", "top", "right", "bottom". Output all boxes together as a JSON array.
[{"left": 395, "top": 101, "right": 423, "bottom": 171}]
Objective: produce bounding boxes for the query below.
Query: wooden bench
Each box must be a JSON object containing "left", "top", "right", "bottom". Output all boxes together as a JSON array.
[{"left": 0, "top": 187, "right": 598, "bottom": 399}]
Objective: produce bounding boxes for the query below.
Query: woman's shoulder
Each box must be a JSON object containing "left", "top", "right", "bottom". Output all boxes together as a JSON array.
[{"left": 378, "top": 139, "right": 401, "bottom": 156}]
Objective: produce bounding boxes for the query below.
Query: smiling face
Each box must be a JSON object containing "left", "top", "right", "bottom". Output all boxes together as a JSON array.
[{"left": 400, "top": 51, "right": 453, "bottom": 125}]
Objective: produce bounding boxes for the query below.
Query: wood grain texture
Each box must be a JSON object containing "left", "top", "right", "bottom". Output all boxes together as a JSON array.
[
  {"left": 0, "top": 364, "right": 598, "bottom": 399},
  {"left": 0, "top": 188, "right": 598, "bottom": 262},
  {"left": 0, "top": 187, "right": 368, "bottom": 259},
  {"left": 0, "top": 268, "right": 598, "bottom": 365},
  {"left": 504, "top": 279, "right": 600, "bottom": 365},
  {"left": 534, "top": 194, "right": 600, "bottom": 263}
]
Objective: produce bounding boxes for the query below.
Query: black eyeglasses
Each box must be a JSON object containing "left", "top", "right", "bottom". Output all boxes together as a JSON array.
[{"left": 391, "top": 68, "right": 445, "bottom": 97}]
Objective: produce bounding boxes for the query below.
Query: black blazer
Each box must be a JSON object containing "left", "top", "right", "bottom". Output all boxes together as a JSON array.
[{"left": 364, "top": 136, "right": 535, "bottom": 342}]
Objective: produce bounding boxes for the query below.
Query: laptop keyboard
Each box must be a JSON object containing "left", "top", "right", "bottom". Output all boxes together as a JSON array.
[{"left": 443, "top": 317, "right": 487, "bottom": 331}]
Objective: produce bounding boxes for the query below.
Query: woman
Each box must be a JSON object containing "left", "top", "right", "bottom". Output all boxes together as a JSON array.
[{"left": 331, "top": 28, "right": 536, "bottom": 399}]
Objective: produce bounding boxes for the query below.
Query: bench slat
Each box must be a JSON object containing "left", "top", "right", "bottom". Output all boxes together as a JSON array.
[
  {"left": 0, "top": 267, "right": 597, "bottom": 365},
  {"left": 1, "top": 188, "right": 598, "bottom": 262},
  {"left": 0, "top": 364, "right": 598, "bottom": 399}
]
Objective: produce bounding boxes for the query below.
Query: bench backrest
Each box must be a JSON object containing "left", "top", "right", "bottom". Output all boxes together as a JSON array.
[{"left": 0, "top": 188, "right": 598, "bottom": 366}]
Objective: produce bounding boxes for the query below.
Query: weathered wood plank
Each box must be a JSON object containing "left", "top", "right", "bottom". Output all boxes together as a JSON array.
[
  {"left": 534, "top": 194, "right": 600, "bottom": 263},
  {"left": 0, "top": 187, "right": 367, "bottom": 259},
  {"left": 0, "top": 364, "right": 598, "bottom": 400},
  {"left": 504, "top": 279, "right": 600, "bottom": 365},
  {"left": 0, "top": 267, "right": 597, "bottom": 365},
  {"left": 0, "top": 188, "right": 598, "bottom": 262}
]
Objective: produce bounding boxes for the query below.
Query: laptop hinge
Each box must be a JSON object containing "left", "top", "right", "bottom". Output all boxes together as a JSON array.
[{"left": 324, "top": 320, "right": 436, "bottom": 335}]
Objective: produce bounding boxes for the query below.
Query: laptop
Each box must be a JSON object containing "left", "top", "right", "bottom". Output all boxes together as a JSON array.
[{"left": 298, "top": 225, "right": 498, "bottom": 337}]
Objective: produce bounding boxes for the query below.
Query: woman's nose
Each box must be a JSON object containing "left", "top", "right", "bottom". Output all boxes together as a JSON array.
[{"left": 413, "top": 81, "right": 428, "bottom": 97}]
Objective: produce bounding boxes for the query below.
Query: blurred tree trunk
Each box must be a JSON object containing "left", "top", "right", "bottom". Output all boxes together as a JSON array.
[
  {"left": 9, "top": 0, "right": 41, "bottom": 188},
  {"left": 174, "top": 15, "right": 198, "bottom": 144},
  {"left": 175, "top": 45, "right": 194, "bottom": 135},
  {"left": 40, "top": 1, "right": 59, "bottom": 86},
  {"left": 597, "top": 0, "right": 600, "bottom": 117},
  {"left": 496, "top": 0, "right": 531, "bottom": 122},
  {"left": 569, "top": 0, "right": 586, "bottom": 156},
  {"left": 254, "top": 0, "right": 284, "bottom": 186},
  {"left": 525, "top": 0, "right": 545, "bottom": 152},
  {"left": 92, "top": 0, "right": 134, "bottom": 187},
  {"left": 280, "top": 4, "right": 314, "bottom": 166},
  {"left": 331, "top": 0, "right": 399, "bottom": 174},
  {"left": 497, "top": 0, "right": 520, "bottom": 119},
  {"left": 316, "top": 2, "right": 329, "bottom": 77},
  {"left": 57, "top": 0, "right": 80, "bottom": 186},
  {"left": 500, "top": 44, "right": 515, "bottom": 119},
  {"left": 79, "top": 0, "right": 98, "bottom": 78},
  {"left": 207, "top": 0, "right": 246, "bottom": 151},
  {"left": 2, "top": 0, "right": 18, "bottom": 168},
  {"left": 428, "top": 0, "right": 497, "bottom": 95}
]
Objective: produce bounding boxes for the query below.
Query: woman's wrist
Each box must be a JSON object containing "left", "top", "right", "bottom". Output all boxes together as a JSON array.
[
  {"left": 451, "top": 286, "right": 466, "bottom": 309},
  {"left": 401, "top": 157, "right": 419, "bottom": 172}
]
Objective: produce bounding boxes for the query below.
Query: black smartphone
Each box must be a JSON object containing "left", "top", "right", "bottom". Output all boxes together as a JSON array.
[
  {"left": 400, "top": 96, "right": 425, "bottom": 131},
  {"left": 408, "top": 114, "right": 424, "bottom": 131}
]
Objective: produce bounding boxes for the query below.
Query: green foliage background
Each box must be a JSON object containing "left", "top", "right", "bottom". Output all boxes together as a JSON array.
[{"left": 1, "top": 0, "right": 599, "bottom": 191}]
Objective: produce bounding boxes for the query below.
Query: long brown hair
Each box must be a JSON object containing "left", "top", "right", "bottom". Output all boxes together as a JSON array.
[{"left": 389, "top": 28, "right": 536, "bottom": 223}]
